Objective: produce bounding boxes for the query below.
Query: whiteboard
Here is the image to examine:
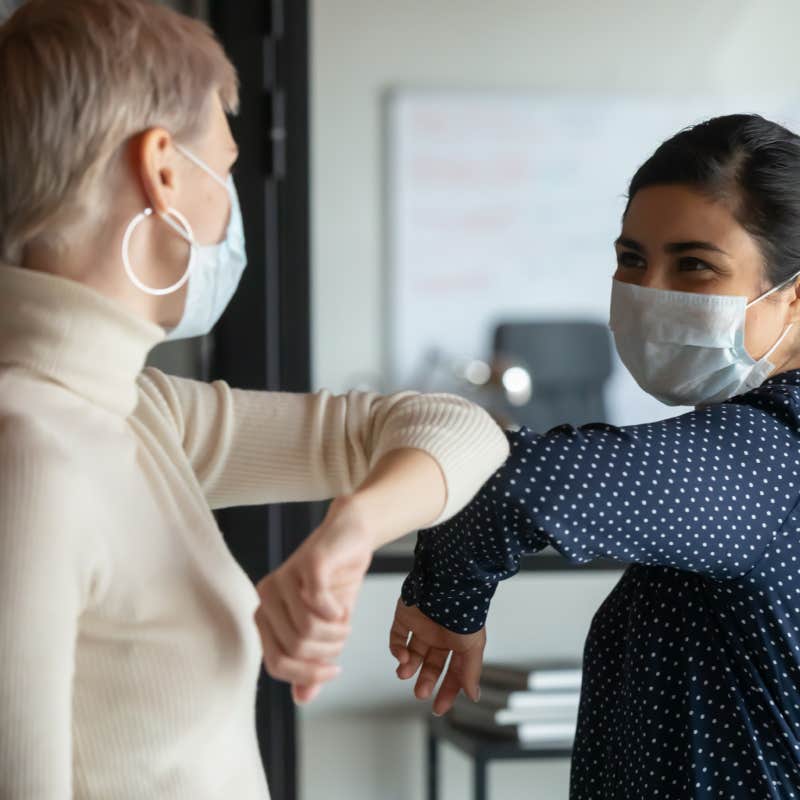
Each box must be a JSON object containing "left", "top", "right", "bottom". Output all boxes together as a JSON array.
[{"left": 386, "top": 91, "right": 800, "bottom": 426}]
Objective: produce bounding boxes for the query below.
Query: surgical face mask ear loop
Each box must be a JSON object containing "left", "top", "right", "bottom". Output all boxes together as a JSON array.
[
  {"left": 745, "top": 269, "right": 800, "bottom": 309},
  {"left": 744, "top": 270, "right": 800, "bottom": 361},
  {"left": 759, "top": 320, "right": 794, "bottom": 364},
  {"left": 121, "top": 207, "right": 196, "bottom": 296},
  {"left": 173, "top": 143, "right": 231, "bottom": 194}
]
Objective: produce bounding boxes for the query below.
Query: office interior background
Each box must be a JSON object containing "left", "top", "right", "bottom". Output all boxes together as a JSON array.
[
  {"left": 307, "top": 4, "right": 800, "bottom": 797},
  {"left": 5, "top": 0, "right": 800, "bottom": 798}
]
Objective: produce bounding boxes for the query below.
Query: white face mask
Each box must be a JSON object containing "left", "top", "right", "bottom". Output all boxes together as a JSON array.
[
  {"left": 121, "top": 142, "right": 247, "bottom": 340},
  {"left": 609, "top": 276, "right": 798, "bottom": 406}
]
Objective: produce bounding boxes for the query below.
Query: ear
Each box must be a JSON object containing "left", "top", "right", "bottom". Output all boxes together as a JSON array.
[
  {"left": 785, "top": 278, "right": 800, "bottom": 325},
  {"left": 132, "top": 128, "right": 179, "bottom": 216}
]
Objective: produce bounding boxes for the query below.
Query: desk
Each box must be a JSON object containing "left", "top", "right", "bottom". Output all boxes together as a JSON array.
[{"left": 427, "top": 714, "right": 573, "bottom": 800}]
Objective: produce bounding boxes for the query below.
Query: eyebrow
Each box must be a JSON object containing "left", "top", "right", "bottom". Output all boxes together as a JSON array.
[
  {"left": 615, "top": 237, "right": 644, "bottom": 252},
  {"left": 615, "top": 237, "right": 729, "bottom": 257}
]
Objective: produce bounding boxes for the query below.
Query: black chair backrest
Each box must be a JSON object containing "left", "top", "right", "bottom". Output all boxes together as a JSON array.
[{"left": 493, "top": 320, "right": 613, "bottom": 432}]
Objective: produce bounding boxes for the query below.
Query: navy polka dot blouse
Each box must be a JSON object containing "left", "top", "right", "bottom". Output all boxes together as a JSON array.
[{"left": 401, "top": 370, "right": 800, "bottom": 798}]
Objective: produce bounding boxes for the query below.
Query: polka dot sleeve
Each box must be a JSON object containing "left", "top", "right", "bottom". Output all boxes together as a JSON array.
[{"left": 402, "top": 383, "right": 800, "bottom": 633}]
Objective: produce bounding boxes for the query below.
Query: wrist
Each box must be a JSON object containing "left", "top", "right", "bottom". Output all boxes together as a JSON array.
[
  {"left": 319, "top": 494, "right": 383, "bottom": 552},
  {"left": 321, "top": 448, "right": 448, "bottom": 552}
]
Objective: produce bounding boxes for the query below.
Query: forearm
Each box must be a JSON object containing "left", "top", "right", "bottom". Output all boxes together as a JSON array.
[
  {"left": 344, "top": 448, "right": 448, "bottom": 551},
  {"left": 399, "top": 499, "right": 530, "bottom": 634},
  {"left": 400, "top": 431, "right": 552, "bottom": 633}
]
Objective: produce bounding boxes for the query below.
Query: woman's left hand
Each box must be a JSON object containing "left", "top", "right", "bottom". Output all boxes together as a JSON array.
[
  {"left": 389, "top": 599, "right": 486, "bottom": 716},
  {"left": 253, "top": 496, "right": 374, "bottom": 704}
]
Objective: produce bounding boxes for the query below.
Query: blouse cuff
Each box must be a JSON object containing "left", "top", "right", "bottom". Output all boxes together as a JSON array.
[{"left": 400, "top": 529, "right": 498, "bottom": 634}]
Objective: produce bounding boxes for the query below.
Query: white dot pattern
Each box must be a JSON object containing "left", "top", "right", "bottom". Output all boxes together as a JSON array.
[{"left": 402, "top": 373, "right": 800, "bottom": 798}]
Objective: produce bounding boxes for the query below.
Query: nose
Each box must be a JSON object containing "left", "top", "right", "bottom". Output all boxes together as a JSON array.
[
  {"left": 614, "top": 269, "right": 665, "bottom": 289},
  {"left": 637, "top": 266, "right": 671, "bottom": 291}
]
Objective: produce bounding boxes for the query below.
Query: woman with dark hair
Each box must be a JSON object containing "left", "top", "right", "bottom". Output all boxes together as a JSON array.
[{"left": 389, "top": 114, "right": 800, "bottom": 798}]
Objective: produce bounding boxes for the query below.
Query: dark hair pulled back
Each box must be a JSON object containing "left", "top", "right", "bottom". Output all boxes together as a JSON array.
[{"left": 627, "top": 113, "right": 800, "bottom": 288}]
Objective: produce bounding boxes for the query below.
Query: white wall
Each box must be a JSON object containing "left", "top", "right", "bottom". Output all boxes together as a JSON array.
[
  {"left": 307, "top": 2, "right": 800, "bottom": 799},
  {"left": 311, "top": 0, "right": 800, "bottom": 395}
]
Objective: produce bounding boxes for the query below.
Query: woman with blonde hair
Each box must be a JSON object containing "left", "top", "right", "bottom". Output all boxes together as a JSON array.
[{"left": 0, "top": 1, "right": 508, "bottom": 797}]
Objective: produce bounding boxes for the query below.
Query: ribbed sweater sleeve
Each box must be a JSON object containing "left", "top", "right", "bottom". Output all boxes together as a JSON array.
[
  {"left": 0, "top": 420, "right": 98, "bottom": 798},
  {"left": 137, "top": 368, "right": 510, "bottom": 521}
]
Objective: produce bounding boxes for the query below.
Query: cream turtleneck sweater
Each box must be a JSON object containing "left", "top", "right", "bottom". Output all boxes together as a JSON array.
[{"left": 0, "top": 265, "right": 509, "bottom": 799}]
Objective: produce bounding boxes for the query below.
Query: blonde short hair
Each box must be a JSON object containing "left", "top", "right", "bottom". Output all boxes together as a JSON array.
[{"left": 0, "top": 0, "right": 239, "bottom": 264}]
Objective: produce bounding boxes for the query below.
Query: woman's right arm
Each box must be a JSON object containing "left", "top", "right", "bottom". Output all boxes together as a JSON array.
[
  {"left": 401, "top": 396, "right": 800, "bottom": 634},
  {"left": 0, "top": 420, "right": 95, "bottom": 798},
  {"left": 390, "top": 396, "right": 800, "bottom": 712},
  {"left": 137, "top": 368, "right": 508, "bottom": 519}
]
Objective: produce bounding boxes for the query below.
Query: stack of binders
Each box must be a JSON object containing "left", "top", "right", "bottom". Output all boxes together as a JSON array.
[{"left": 449, "top": 660, "right": 582, "bottom": 746}]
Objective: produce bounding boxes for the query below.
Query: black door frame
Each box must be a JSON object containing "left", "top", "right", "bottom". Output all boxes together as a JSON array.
[{"left": 208, "top": 2, "right": 311, "bottom": 799}]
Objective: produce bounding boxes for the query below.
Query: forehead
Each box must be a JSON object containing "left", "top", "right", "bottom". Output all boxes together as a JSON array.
[{"left": 622, "top": 185, "right": 758, "bottom": 256}]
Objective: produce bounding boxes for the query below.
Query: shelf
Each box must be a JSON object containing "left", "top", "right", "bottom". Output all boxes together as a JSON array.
[{"left": 429, "top": 714, "right": 573, "bottom": 761}]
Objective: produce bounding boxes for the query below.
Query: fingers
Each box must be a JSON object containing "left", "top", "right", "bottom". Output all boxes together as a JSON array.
[
  {"left": 389, "top": 616, "right": 411, "bottom": 665},
  {"left": 414, "top": 647, "right": 450, "bottom": 700},
  {"left": 284, "top": 587, "right": 352, "bottom": 645},
  {"left": 298, "top": 551, "right": 343, "bottom": 621},
  {"left": 254, "top": 605, "right": 342, "bottom": 687},
  {"left": 292, "top": 683, "right": 322, "bottom": 705},
  {"left": 389, "top": 598, "right": 488, "bottom": 716},
  {"left": 252, "top": 532, "right": 372, "bottom": 704},
  {"left": 396, "top": 632, "right": 428, "bottom": 680},
  {"left": 458, "top": 643, "right": 484, "bottom": 703},
  {"left": 431, "top": 662, "right": 462, "bottom": 716},
  {"left": 256, "top": 567, "right": 352, "bottom": 659},
  {"left": 432, "top": 649, "right": 482, "bottom": 716},
  {"left": 300, "top": 584, "right": 342, "bottom": 623},
  {"left": 271, "top": 597, "right": 349, "bottom": 663}
]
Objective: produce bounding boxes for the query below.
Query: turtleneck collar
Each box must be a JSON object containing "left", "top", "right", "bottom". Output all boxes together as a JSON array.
[{"left": 0, "top": 264, "right": 166, "bottom": 417}]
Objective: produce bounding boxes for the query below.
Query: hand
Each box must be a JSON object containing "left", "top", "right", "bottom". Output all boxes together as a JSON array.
[
  {"left": 254, "top": 496, "right": 374, "bottom": 705},
  {"left": 254, "top": 447, "right": 448, "bottom": 706},
  {"left": 389, "top": 598, "right": 486, "bottom": 716}
]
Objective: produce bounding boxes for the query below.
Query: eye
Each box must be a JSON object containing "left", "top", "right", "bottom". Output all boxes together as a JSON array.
[
  {"left": 678, "top": 256, "right": 714, "bottom": 272},
  {"left": 617, "top": 250, "right": 645, "bottom": 269}
]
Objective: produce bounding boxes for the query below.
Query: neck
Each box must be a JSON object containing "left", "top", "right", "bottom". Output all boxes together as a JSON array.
[
  {"left": 22, "top": 219, "right": 187, "bottom": 330},
  {"left": 0, "top": 265, "right": 165, "bottom": 417}
]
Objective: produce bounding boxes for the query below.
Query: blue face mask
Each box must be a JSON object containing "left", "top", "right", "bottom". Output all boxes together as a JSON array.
[{"left": 120, "top": 142, "right": 247, "bottom": 340}]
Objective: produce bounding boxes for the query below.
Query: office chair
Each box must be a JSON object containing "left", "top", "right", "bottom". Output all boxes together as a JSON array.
[{"left": 492, "top": 320, "right": 613, "bottom": 432}]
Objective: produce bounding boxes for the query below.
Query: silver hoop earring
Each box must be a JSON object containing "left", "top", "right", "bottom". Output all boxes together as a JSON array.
[{"left": 121, "top": 207, "right": 195, "bottom": 296}]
